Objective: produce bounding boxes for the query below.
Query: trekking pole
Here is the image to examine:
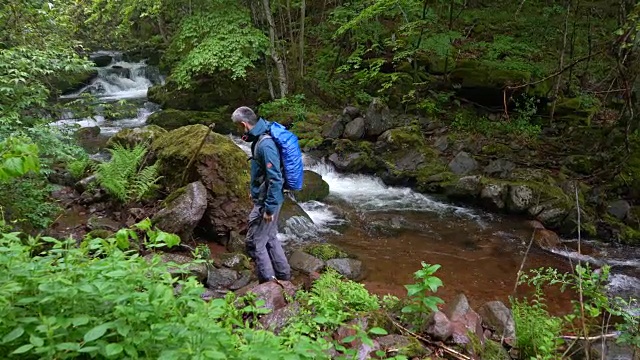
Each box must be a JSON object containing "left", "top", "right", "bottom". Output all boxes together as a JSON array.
[{"left": 180, "top": 123, "right": 216, "bottom": 187}]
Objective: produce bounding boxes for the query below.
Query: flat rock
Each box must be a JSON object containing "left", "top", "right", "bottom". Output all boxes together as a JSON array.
[
  {"left": 259, "top": 302, "right": 301, "bottom": 334},
  {"left": 289, "top": 250, "right": 325, "bottom": 274},
  {"left": 448, "top": 151, "right": 478, "bottom": 175},
  {"left": 206, "top": 267, "right": 239, "bottom": 289},
  {"left": 477, "top": 301, "right": 516, "bottom": 345},
  {"left": 343, "top": 117, "right": 365, "bottom": 140},
  {"left": 326, "top": 258, "right": 364, "bottom": 281}
]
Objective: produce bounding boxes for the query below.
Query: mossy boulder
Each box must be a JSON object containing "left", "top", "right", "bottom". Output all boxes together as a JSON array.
[
  {"left": 296, "top": 170, "right": 330, "bottom": 203},
  {"left": 552, "top": 96, "right": 601, "bottom": 125},
  {"left": 151, "top": 125, "right": 251, "bottom": 237},
  {"left": 328, "top": 140, "right": 379, "bottom": 173},
  {"left": 147, "top": 108, "right": 238, "bottom": 135},
  {"left": 304, "top": 244, "right": 349, "bottom": 261},
  {"left": 106, "top": 125, "right": 168, "bottom": 149},
  {"left": 450, "top": 61, "right": 531, "bottom": 89},
  {"left": 49, "top": 69, "right": 98, "bottom": 95},
  {"left": 147, "top": 74, "right": 269, "bottom": 111}
]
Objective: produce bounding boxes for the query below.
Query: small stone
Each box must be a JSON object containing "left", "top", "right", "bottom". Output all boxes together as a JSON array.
[
  {"left": 426, "top": 311, "right": 453, "bottom": 341},
  {"left": 206, "top": 267, "right": 239, "bottom": 289},
  {"left": 507, "top": 185, "right": 534, "bottom": 213},
  {"left": 477, "top": 301, "right": 516, "bottom": 345},
  {"left": 322, "top": 120, "right": 345, "bottom": 139},
  {"left": 260, "top": 302, "right": 301, "bottom": 334},
  {"left": 326, "top": 258, "right": 365, "bottom": 281},
  {"left": 220, "top": 252, "right": 250, "bottom": 271},
  {"left": 343, "top": 106, "right": 361, "bottom": 120},
  {"left": 445, "top": 293, "right": 471, "bottom": 321},
  {"left": 608, "top": 200, "right": 631, "bottom": 221},
  {"left": 238, "top": 281, "right": 297, "bottom": 312},
  {"left": 480, "top": 183, "right": 507, "bottom": 210},
  {"left": 289, "top": 250, "right": 325, "bottom": 274},
  {"left": 229, "top": 270, "right": 252, "bottom": 290},
  {"left": 434, "top": 136, "right": 449, "bottom": 152}
]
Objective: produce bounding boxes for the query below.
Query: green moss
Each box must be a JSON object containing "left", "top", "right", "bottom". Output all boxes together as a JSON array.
[
  {"left": 333, "top": 139, "right": 380, "bottom": 172},
  {"left": 450, "top": 60, "right": 531, "bottom": 88},
  {"left": 296, "top": 170, "right": 330, "bottom": 203},
  {"left": 553, "top": 95, "right": 601, "bottom": 125},
  {"left": 151, "top": 125, "right": 250, "bottom": 196},
  {"left": 162, "top": 186, "right": 186, "bottom": 207},
  {"left": 481, "top": 339, "right": 511, "bottom": 360},
  {"left": 49, "top": 69, "right": 98, "bottom": 95},
  {"left": 481, "top": 143, "right": 512, "bottom": 156},
  {"left": 290, "top": 112, "right": 327, "bottom": 150},
  {"left": 304, "top": 244, "right": 348, "bottom": 261},
  {"left": 147, "top": 108, "right": 237, "bottom": 135},
  {"left": 106, "top": 125, "right": 168, "bottom": 149}
]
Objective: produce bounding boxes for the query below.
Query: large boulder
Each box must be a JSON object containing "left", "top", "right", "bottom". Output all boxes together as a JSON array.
[
  {"left": 364, "top": 98, "right": 393, "bottom": 137},
  {"left": 237, "top": 281, "right": 297, "bottom": 312},
  {"left": 608, "top": 200, "right": 631, "bottom": 221},
  {"left": 343, "top": 117, "right": 365, "bottom": 140},
  {"left": 107, "top": 125, "right": 167, "bottom": 149},
  {"left": 507, "top": 185, "right": 535, "bottom": 213},
  {"left": 480, "top": 183, "right": 508, "bottom": 210},
  {"left": 448, "top": 151, "right": 478, "bottom": 175},
  {"left": 322, "top": 120, "right": 345, "bottom": 139},
  {"left": 50, "top": 69, "right": 98, "bottom": 95},
  {"left": 151, "top": 125, "right": 251, "bottom": 238},
  {"left": 328, "top": 140, "right": 378, "bottom": 173},
  {"left": 446, "top": 175, "right": 483, "bottom": 200},
  {"left": 296, "top": 170, "right": 329, "bottom": 203},
  {"left": 147, "top": 76, "right": 269, "bottom": 112},
  {"left": 146, "top": 108, "right": 238, "bottom": 135},
  {"left": 152, "top": 181, "right": 208, "bottom": 240},
  {"left": 326, "top": 258, "right": 365, "bottom": 281},
  {"left": 477, "top": 301, "right": 516, "bottom": 346},
  {"left": 278, "top": 197, "right": 313, "bottom": 231},
  {"left": 206, "top": 267, "right": 240, "bottom": 289},
  {"left": 288, "top": 250, "right": 325, "bottom": 274},
  {"left": 259, "top": 302, "right": 301, "bottom": 334}
]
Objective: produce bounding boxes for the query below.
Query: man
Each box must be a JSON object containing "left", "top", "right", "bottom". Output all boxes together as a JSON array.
[{"left": 232, "top": 106, "right": 291, "bottom": 284}]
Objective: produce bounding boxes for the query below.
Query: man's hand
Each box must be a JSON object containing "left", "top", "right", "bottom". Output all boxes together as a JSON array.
[{"left": 263, "top": 212, "right": 274, "bottom": 223}]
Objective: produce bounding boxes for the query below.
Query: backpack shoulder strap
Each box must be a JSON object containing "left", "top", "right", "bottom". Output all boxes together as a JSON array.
[{"left": 251, "top": 134, "right": 272, "bottom": 159}]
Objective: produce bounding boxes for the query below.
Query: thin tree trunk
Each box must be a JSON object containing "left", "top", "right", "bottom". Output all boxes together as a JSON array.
[
  {"left": 262, "top": 0, "right": 288, "bottom": 98},
  {"left": 550, "top": 0, "right": 571, "bottom": 121},
  {"left": 299, "top": 0, "right": 306, "bottom": 78}
]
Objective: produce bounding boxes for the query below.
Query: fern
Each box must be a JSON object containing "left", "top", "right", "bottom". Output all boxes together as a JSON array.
[{"left": 96, "top": 144, "right": 162, "bottom": 203}]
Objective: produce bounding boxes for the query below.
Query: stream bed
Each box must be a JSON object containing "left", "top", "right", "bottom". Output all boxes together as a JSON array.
[{"left": 54, "top": 54, "right": 640, "bottom": 316}]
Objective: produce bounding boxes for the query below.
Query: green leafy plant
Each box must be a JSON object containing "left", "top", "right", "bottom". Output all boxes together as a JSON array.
[
  {"left": 95, "top": 143, "right": 162, "bottom": 203},
  {"left": 258, "top": 94, "right": 308, "bottom": 125},
  {"left": 401, "top": 262, "right": 444, "bottom": 317},
  {"left": 0, "top": 136, "right": 40, "bottom": 182},
  {"left": 67, "top": 157, "right": 91, "bottom": 180},
  {"left": 511, "top": 293, "right": 563, "bottom": 360}
]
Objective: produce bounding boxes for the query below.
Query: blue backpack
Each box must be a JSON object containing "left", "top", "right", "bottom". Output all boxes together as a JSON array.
[{"left": 252, "top": 121, "right": 304, "bottom": 191}]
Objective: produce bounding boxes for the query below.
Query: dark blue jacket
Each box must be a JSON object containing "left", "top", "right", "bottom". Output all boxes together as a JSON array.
[{"left": 247, "top": 118, "right": 284, "bottom": 215}]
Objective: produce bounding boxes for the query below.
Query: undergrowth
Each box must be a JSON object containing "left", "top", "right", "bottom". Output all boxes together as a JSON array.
[{"left": 95, "top": 143, "right": 161, "bottom": 203}]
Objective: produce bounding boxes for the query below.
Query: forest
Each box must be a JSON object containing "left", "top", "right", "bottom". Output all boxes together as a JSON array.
[{"left": 1, "top": 0, "right": 639, "bottom": 359}]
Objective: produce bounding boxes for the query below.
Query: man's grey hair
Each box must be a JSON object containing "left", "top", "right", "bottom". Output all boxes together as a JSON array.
[{"left": 231, "top": 106, "right": 258, "bottom": 125}]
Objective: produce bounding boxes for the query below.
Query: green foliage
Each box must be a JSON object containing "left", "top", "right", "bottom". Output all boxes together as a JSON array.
[
  {"left": 0, "top": 136, "right": 40, "bottom": 182},
  {"left": 166, "top": 5, "right": 268, "bottom": 87},
  {"left": 0, "top": 229, "right": 328, "bottom": 359},
  {"left": 67, "top": 157, "right": 91, "bottom": 180},
  {"left": 95, "top": 144, "right": 162, "bottom": 203},
  {"left": 304, "top": 244, "right": 348, "bottom": 262},
  {"left": 0, "top": 177, "right": 60, "bottom": 231},
  {"left": 401, "top": 262, "right": 444, "bottom": 326},
  {"left": 510, "top": 294, "right": 563, "bottom": 360},
  {"left": 451, "top": 110, "right": 541, "bottom": 140},
  {"left": 258, "top": 94, "right": 308, "bottom": 125}
]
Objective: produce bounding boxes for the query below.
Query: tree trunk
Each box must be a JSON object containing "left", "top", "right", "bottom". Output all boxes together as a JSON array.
[
  {"left": 299, "top": 0, "right": 306, "bottom": 78},
  {"left": 262, "top": 0, "right": 288, "bottom": 98},
  {"left": 550, "top": 0, "right": 571, "bottom": 121}
]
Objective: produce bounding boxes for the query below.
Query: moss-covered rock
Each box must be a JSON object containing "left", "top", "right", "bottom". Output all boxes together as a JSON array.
[
  {"left": 147, "top": 108, "right": 238, "bottom": 135},
  {"left": 552, "top": 95, "right": 601, "bottom": 125},
  {"left": 328, "top": 140, "right": 379, "bottom": 173},
  {"left": 304, "top": 244, "right": 349, "bottom": 261},
  {"left": 450, "top": 61, "right": 531, "bottom": 89},
  {"left": 147, "top": 74, "right": 269, "bottom": 111},
  {"left": 296, "top": 170, "right": 330, "bottom": 203},
  {"left": 151, "top": 125, "right": 251, "bottom": 237},
  {"left": 49, "top": 69, "right": 98, "bottom": 95},
  {"left": 106, "top": 125, "right": 168, "bottom": 149}
]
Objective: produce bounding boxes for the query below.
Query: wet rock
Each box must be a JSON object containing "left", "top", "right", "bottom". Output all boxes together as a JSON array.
[
  {"left": 426, "top": 311, "right": 453, "bottom": 341},
  {"left": 507, "top": 185, "right": 535, "bottom": 213},
  {"left": 296, "top": 170, "right": 329, "bottom": 202},
  {"left": 259, "top": 302, "right": 301, "bottom": 334},
  {"left": 75, "top": 126, "right": 101, "bottom": 140},
  {"left": 445, "top": 294, "right": 484, "bottom": 346},
  {"left": 434, "top": 136, "right": 449, "bottom": 152},
  {"left": 144, "top": 253, "right": 208, "bottom": 282},
  {"left": 536, "top": 207, "right": 568, "bottom": 228},
  {"left": 226, "top": 231, "right": 246, "bottom": 253},
  {"left": 75, "top": 174, "right": 98, "bottom": 193},
  {"left": 289, "top": 250, "right": 325, "bottom": 274},
  {"left": 446, "top": 175, "right": 483, "bottom": 200},
  {"left": 106, "top": 66, "right": 131, "bottom": 78},
  {"left": 484, "top": 159, "right": 516, "bottom": 178},
  {"left": 394, "top": 150, "right": 426, "bottom": 172},
  {"left": 219, "top": 252, "right": 250, "bottom": 271},
  {"left": 229, "top": 270, "right": 252, "bottom": 290},
  {"left": 107, "top": 125, "right": 168, "bottom": 149},
  {"left": 87, "top": 216, "right": 121, "bottom": 232},
  {"left": 326, "top": 258, "right": 364, "bottom": 281},
  {"left": 365, "top": 98, "right": 393, "bottom": 137},
  {"left": 322, "top": 120, "right": 345, "bottom": 139},
  {"left": 328, "top": 152, "right": 362, "bottom": 172},
  {"left": 152, "top": 181, "right": 208, "bottom": 240},
  {"left": 608, "top": 200, "right": 631, "bottom": 221},
  {"left": 151, "top": 125, "right": 252, "bottom": 237},
  {"left": 343, "top": 106, "right": 361, "bottom": 120},
  {"left": 589, "top": 339, "right": 640, "bottom": 360},
  {"left": 278, "top": 196, "right": 313, "bottom": 232},
  {"left": 477, "top": 301, "right": 516, "bottom": 345},
  {"left": 533, "top": 229, "right": 561, "bottom": 249},
  {"left": 448, "top": 151, "right": 478, "bottom": 175},
  {"left": 238, "top": 281, "right": 297, "bottom": 312},
  {"left": 90, "top": 52, "right": 114, "bottom": 67},
  {"left": 343, "top": 117, "right": 365, "bottom": 140},
  {"left": 79, "top": 188, "right": 107, "bottom": 205},
  {"left": 206, "top": 267, "right": 240, "bottom": 289},
  {"left": 480, "top": 183, "right": 508, "bottom": 210}
]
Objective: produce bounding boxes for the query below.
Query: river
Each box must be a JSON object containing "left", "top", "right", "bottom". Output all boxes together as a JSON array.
[{"left": 53, "top": 54, "right": 640, "bottom": 316}]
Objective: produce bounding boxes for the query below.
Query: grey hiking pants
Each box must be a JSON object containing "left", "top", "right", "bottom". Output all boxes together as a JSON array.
[{"left": 245, "top": 204, "right": 291, "bottom": 283}]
